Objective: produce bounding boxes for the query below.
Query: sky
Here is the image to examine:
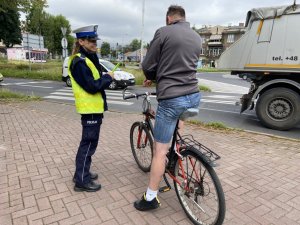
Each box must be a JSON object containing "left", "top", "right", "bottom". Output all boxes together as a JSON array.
[{"left": 46, "top": 0, "right": 295, "bottom": 47}]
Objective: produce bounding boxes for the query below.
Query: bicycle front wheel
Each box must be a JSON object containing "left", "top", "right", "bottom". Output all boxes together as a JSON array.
[
  {"left": 173, "top": 148, "right": 225, "bottom": 225},
  {"left": 130, "top": 122, "right": 153, "bottom": 172}
]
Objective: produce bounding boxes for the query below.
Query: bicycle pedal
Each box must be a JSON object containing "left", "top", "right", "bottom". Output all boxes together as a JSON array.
[{"left": 159, "top": 186, "right": 171, "bottom": 193}]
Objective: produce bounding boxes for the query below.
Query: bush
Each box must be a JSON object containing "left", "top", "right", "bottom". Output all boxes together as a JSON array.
[{"left": 16, "top": 64, "right": 29, "bottom": 70}]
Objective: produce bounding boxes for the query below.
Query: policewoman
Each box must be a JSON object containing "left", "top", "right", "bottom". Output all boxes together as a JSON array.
[{"left": 69, "top": 25, "right": 113, "bottom": 192}]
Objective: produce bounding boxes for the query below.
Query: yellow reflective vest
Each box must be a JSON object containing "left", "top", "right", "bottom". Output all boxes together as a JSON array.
[{"left": 68, "top": 53, "right": 104, "bottom": 114}]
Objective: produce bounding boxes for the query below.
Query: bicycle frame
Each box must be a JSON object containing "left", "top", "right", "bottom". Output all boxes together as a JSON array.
[
  {"left": 163, "top": 120, "right": 202, "bottom": 192},
  {"left": 123, "top": 89, "right": 215, "bottom": 192},
  {"left": 136, "top": 96, "right": 155, "bottom": 148},
  {"left": 140, "top": 107, "right": 200, "bottom": 193}
]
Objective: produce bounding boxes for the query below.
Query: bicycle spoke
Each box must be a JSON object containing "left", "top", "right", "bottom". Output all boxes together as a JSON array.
[
  {"left": 174, "top": 150, "right": 224, "bottom": 225},
  {"left": 130, "top": 122, "right": 153, "bottom": 172}
]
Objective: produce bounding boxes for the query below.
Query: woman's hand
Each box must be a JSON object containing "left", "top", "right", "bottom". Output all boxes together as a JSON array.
[{"left": 107, "top": 71, "right": 114, "bottom": 79}]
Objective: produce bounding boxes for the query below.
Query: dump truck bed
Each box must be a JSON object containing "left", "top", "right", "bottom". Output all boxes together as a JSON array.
[{"left": 218, "top": 4, "right": 300, "bottom": 74}]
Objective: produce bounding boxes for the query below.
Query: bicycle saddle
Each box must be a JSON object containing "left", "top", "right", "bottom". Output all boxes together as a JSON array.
[{"left": 180, "top": 108, "right": 199, "bottom": 120}]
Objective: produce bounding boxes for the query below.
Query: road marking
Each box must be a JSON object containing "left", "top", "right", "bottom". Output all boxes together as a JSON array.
[
  {"left": 107, "top": 96, "right": 124, "bottom": 100},
  {"left": 200, "top": 107, "right": 257, "bottom": 119},
  {"left": 1, "top": 83, "right": 53, "bottom": 89},
  {"left": 44, "top": 93, "right": 134, "bottom": 105},
  {"left": 3, "top": 81, "right": 53, "bottom": 85},
  {"left": 18, "top": 84, "right": 53, "bottom": 89},
  {"left": 205, "top": 95, "right": 239, "bottom": 99},
  {"left": 45, "top": 88, "right": 245, "bottom": 106},
  {"left": 201, "top": 99, "right": 236, "bottom": 105},
  {"left": 198, "top": 78, "right": 249, "bottom": 94},
  {"left": 44, "top": 96, "right": 74, "bottom": 101},
  {"left": 107, "top": 100, "right": 133, "bottom": 105},
  {"left": 55, "top": 88, "right": 73, "bottom": 92},
  {"left": 50, "top": 91, "right": 126, "bottom": 100},
  {"left": 51, "top": 92, "right": 74, "bottom": 96}
]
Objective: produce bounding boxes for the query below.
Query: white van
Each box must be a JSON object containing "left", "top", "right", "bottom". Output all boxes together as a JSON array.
[{"left": 62, "top": 57, "right": 135, "bottom": 89}]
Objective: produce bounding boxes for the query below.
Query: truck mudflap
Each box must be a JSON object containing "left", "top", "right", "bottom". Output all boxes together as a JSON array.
[{"left": 240, "top": 93, "right": 254, "bottom": 113}]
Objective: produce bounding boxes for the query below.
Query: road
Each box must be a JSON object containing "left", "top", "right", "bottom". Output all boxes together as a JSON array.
[{"left": 1, "top": 75, "right": 299, "bottom": 140}]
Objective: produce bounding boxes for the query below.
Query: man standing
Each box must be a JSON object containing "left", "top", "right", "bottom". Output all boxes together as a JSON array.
[{"left": 134, "top": 5, "right": 202, "bottom": 210}]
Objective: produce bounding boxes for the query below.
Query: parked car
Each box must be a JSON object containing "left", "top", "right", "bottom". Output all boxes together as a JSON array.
[{"left": 62, "top": 57, "right": 135, "bottom": 89}]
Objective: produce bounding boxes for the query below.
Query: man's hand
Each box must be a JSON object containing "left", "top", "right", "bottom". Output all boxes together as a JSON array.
[
  {"left": 107, "top": 71, "right": 114, "bottom": 79},
  {"left": 143, "top": 79, "right": 152, "bottom": 87}
]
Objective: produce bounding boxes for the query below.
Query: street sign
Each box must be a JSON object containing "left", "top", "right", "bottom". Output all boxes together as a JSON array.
[
  {"left": 62, "top": 49, "right": 68, "bottom": 58},
  {"left": 61, "top": 38, "right": 68, "bottom": 49},
  {"left": 61, "top": 27, "right": 67, "bottom": 36}
]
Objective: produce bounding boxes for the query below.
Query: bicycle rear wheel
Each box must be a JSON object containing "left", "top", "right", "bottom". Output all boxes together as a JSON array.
[
  {"left": 130, "top": 122, "right": 153, "bottom": 172},
  {"left": 173, "top": 148, "right": 225, "bottom": 225}
]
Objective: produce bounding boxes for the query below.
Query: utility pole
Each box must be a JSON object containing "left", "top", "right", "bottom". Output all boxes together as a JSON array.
[{"left": 140, "top": 0, "right": 145, "bottom": 63}]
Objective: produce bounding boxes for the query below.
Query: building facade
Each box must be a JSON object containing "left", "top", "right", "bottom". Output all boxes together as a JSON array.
[
  {"left": 125, "top": 48, "right": 147, "bottom": 62},
  {"left": 6, "top": 33, "right": 48, "bottom": 62},
  {"left": 197, "top": 23, "right": 245, "bottom": 67}
]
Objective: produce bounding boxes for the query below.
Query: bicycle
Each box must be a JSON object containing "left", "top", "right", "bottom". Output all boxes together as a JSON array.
[{"left": 123, "top": 89, "right": 226, "bottom": 225}]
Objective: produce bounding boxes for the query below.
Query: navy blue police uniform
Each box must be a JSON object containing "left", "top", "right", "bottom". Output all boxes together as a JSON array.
[{"left": 70, "top": 25, "right": 112, "bottom": 192}]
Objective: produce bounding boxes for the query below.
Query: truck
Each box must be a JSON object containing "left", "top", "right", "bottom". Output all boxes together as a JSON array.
[{"left": 218, "top": 2, "right": 300, "bottom": 130}]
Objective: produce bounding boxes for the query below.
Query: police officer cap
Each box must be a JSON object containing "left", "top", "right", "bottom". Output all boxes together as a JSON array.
[{"left": 73, "top": 25, "right": 100, "bottom": 40}]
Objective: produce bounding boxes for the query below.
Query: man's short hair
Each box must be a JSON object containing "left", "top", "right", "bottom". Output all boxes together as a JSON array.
[{"left": 166, "top": 5, "right": 185, "bottom": 18}]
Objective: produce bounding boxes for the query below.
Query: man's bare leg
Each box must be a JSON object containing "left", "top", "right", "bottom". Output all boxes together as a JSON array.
[
  {"left": 148, "top": 142, "right": 169, "bottom": 191},
  {"left": 178, "top": 120, "right": 184, "bottom": 135}
]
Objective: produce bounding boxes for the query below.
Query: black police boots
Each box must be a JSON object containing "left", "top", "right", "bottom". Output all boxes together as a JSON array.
[
  {"left": 74, "top": 181, "right": 101, "bottom": 192},
  {"left": 73, "top": 172, "right": 98, "bottom": 183}
]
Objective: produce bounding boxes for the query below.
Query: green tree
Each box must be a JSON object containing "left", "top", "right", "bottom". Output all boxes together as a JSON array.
[
  {"left": 101, "top": 42, "right": 110, "bottom": 57},
  {"left": 0, "top": 6, "right": 22, "bottom": 47},
  {"left": 24, "top": 0, "right": 48, "bottom": 34},
  {"left": 25, "top": 7, "right": 73, "bottom": 57},
  {"left": 23, "top": 0, "right": 73, "bottom": 57},
  {"left": 0, "top": 0, "right": 30, "bottom": 13},
  {"left": 49, "top": 14, "right": 73, "bottom": 56},
  {"left": 129, "top": 39, "right": 141, "bottom": 51}
]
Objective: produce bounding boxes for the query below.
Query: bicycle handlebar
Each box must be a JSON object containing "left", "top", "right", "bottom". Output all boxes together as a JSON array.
[{"left": 122, "top": 88, "right": 156, "bottom": 100}]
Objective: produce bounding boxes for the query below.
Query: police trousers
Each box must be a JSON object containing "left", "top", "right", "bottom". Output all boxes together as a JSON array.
[{"left": 74, "top": 114, "right": 103, "bottom": 185}]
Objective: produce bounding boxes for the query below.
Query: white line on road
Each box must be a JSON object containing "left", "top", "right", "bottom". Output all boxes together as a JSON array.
[
  {"left": 19, "top": 84, "right": 53, "bottom": 88},
  {"left": 43, "top": 95, "right": 133, "bottom": 105},
  {"left": 201, "top": 99, "right": 236, "bottom": 105},
  {"left": 198, "top": 78, "right": 249, "bottom": 94},
  {"left": 205, "top": 95, "right": 239, "bottom": 99},
  {"left": 51, "top": 92, "right": 125, "bottom": 100},
  {"left": 107, "top": 100, "right": 133, "bottom": 105},
  {"left": 200, "top": 107, "right": 257, "bottom": 119},
  {"left": 44, "top": 96, "right": 74, "bottom": 101},
  {"left": 51, "top": 92, "right": 74, "bottom": 96}
]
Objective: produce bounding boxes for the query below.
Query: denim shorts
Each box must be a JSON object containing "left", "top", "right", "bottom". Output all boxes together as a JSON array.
[{"left": 153, "top": 92, "right": 201, "bottom": 143}]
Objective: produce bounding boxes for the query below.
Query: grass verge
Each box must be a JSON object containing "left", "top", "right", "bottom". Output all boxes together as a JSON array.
[
  {"left": 199, "top": 85, "right": 211, "bottom": 92},
  {"left": 0, "top": 60, "right": 62, "bottom": 81},
  {"left": 187, "top": 120, "right": 240, "bottom": 131},
  {"left": 0, "top": 88, "right": 40, "bottom": 102},
  {"left": 197, "top": 68, "right": 229, "bottom": 73}
]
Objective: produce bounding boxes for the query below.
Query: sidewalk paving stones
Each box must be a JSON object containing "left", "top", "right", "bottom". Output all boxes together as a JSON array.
[{"left": 0, "top": 101, "right": 300, "bottom": 225}]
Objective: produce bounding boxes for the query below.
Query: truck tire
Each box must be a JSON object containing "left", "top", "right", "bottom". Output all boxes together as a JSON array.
[{"left": 256, "top": 88, "right": 300, "bottom": 130}]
